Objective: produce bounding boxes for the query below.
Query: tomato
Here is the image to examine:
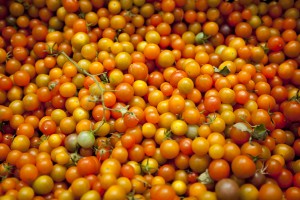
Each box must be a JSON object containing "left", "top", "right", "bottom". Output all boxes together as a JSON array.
[
  {"left": 32, "top": 175, "right": 54, "bottom": 195},
  {"left": 77, "top": 156, "right": 100, "bottom": 177},
  {"left": 0, "top": 76, "right": 13, "bottom": 91},
  {"left": 208, "top": 159, "right": 230, "bottom": 181},
  {"left": 204, "top": 95, "right": 221, "bottom": 113},
  {"left": 189, "top": 154, "right": 210, "bottom": 174},
  {"left": 70, "top": 177, "right": 91, "bottom": 198},
  {"left": 239, "top": 183, "right": 259, "bottom": 200},
  {"left": 2, "top": 0, "right": 300, "bottom": 199},
  {"left": 267, "top": 36, "right": 285, "bottom": 52},
  {"left": 100, "top": 158, "right": 121, "bottom": 176},
  {"left": 0, "top": 105, "right": 13, "bottom": 121},
  {"left": 17, "top": 186, "right": 35, "bottom": 200},
  {"left": 284, "top": 40, "right": 300, "bottom": 58},
  {"left": 160, "top": 139, "right": 180, "bottom": 159},
  {"left": 123, "top": 112, "right": 139, "bottom": 128},
  {"left": 231, "top": 155, "right": 256, "bottom": 179},
  {"left": 265, "top": 158, "right": 283, "bottom": 177},
  {"left": 215, "top": 179, "right": 240, "bottom": 200},
  {"left": 11, "top": 135, "right": 31, "bottom": 152},
  {"left": 229, "top": 123, "right": 250, "bottom": 145},
  {"left": 77, "top": 130, "right": 95, "bottom": 149},
  {"left": 172, "top": 180, "right": 187, "bottom": 196},
  {"left": 258, "top": 183, "right": 283, "bottom": 200},
  {"left": 170, "top": 119, "right": 188, "bottom": 136},
  {"left": 62, "top": 0, "right": 79, "bottom": 13},
  {"left": 209, "top": 116, "right": 226, "bottom": 133},
  {"left": 191, "top": 137, "right": 209, "bottom": 156},
  {"left": 0, "top": 143, "right": 10, "bottom": 162},
  {"left": 177, "top": 77, "right": 194, "bottom": 94},
  {"left": 19, "top": 164, "right": 39, "bottom": 184},
  {"left": 283, "top": 100, "right": 300, "bottom": 122},
  {"left": 157, "top": 50, "right": 175, "bottom": 68},
  {"left": 103, "top": 184, "right": 126, "bottom": 200},
  {"left": 115, "top": 82, "right": 134, "bottom": 103},
  {"left": 141, "top": 158, "right": 158, "bottom": 174},
  {"left": 276, "top": 168, "right": 293, "bottom": 189},
  {"left": 273, "top": 144, "right": 295, "bottom": 162},
  {"left": 39, "top": 119, "right": 56, "bottom": 136},
  {"left": 285, "top": 187, "right": 300, "bottom": 200},
  {"left": 128, "top": 144, "right": 145, "bottom": 162},
  {"left": 150, "top": 184, "right": 177, "bottom": 200}
]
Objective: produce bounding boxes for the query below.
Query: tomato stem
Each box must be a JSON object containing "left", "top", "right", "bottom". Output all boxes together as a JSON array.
[
  {"left": 5, "top": 51, "right": 12, "bottom": 62},
  {"left": 58, "top": 51, "right": 135, "bottom": 124},
  {"left": 256, "top": 161, "right": 268, "bottom": 175},
  {"left": 70, "top": 152, "right": 82, "bottom": 165},
  {"left": 140, "top": 159, "right": 158, "bottom": 175}
]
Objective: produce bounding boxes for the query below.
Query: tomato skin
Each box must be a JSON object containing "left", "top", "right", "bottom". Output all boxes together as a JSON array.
[
  {"left": 258, "top": 183, "right": 283, "bottom": 200},
  {"left": 100, "top": 158, "right": 121, "bottom": 176},
  {"left": 19, "top": 164, "right": 39, "bottom": 184},
  {"left": 160, "top": 139, "right": 180, "bottom": 159},
  {"left": 150, "top": 184, "right": 177, "bottom": 200},
  {"left": 229, "top": 124, "right": 250, "bottom": 145},
  {"left": 265, "top": 158, "right": 283, "bottom": 177},
  {"left": 276, "top": 168, "right": 293, "bottom": 189},
  {"left": 103, "top": 184, "right": 126, "bottom": 200},
  {"left": 204, "top": 95, "right": 221, "bottom": 113},
  {"left": 123, "top": 112, "right": 139, "bottom": 128},
  {"left": 62, "top": 0, "right": 79, "bottom": 13},
  {"left": 70, "top": 177, "right": 91, "bottom": 198},
  {"left": 208, "top": 159, "right": 230, "bottom": 181},
  {"left": 0, "top": 76, "right": 13, "bottom": 90},
  {"left": 283, "top": 101, "right": 300, "bottom": 122},
  {"left": 2, "top": 0, "right": 300, "bottom": 199},
  {"left": 267, "top": 36, "right": 285, "bottom": 52},
  {"left": 77, "top": 156, "right": 100, "bottom": 177},
  {"left": 0, "top": 143, "right": 10, "bottom": 162},
  {"left": 231, "top": 155, "right": 256, "bottom": 179},
  {"left": 32, "top": 175, "right": 54, "bottom": 195}
]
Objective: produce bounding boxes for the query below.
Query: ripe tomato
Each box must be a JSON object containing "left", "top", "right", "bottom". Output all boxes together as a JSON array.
[
  {"left": 258, "top": 183, "right": 283, "bottom": 200},
  {"left": 62, "top": 0, "right": 79, "bottom": 13},
  {"left": 19, "top": 164, "right": 39, "bottom": 184},
  {"left": 150, "top": 184, "right": 177, "bottom": 200},
  {"left": 204, "top": 95, "right": 221, "bottom": 113},
  {"left": 267, "top": 36, "right": 285, "bottom": 52},
  {"left": 70, "top": 177, "right": 91, "bottom": 198},
  {"left": 1, "top": 0, "right": 300, "bottom": 199},
  {"left": 100, "top": 158, "right": 121, "bottom": 176},
  {"left": 283, "top": 100, "right": 300, "bottom": 122},
  {"left": 103, "top": 184, "right": 126, "bottom": 200},
  {"left": 160, "top": 139, "right": 180, "bottom": 159},
  {"left": 77, "top": 156, "right": 100, "bottom": 177},
  {"left": 229, "top": 123, "right": 251, "bottom": 145},
  {"left": 231, "top": 155, "right": 256, "bottom": 179},
  {"left": 208, "top": 159, "right": 230, "bottom": 181}
]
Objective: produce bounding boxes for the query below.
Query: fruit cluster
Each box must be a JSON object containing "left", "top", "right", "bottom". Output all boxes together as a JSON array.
[{"left": 0, "top": 0, "right": 300, "bottom": 200}]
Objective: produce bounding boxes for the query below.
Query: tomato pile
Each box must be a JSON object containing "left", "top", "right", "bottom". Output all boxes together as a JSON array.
[{"left": 0, "top": 0, "right": 300, "bottom": 199}]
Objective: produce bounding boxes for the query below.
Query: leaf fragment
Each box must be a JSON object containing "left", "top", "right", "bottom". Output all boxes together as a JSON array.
[{"left": 233, "top": 122, "right": 252, "bottom": 133}]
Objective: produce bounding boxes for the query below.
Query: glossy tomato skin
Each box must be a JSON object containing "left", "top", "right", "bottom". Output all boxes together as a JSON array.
[
  {"left": 1, "top": 0, "right": 300, "bottom": 199},
  {"left": 283, "top": 101, "right": 300, "bottom": 122},
  {"left": 231, "top": 155, "right": 256, "bottom": 179},
  {"left": 77, "top": 156, "right": 100, "bottom": 177},
  {"left": 267, "top": 36, "right": 285, "bottom": 52}
]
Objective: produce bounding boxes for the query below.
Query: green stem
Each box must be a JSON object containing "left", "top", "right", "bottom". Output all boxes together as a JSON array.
[{"left": 60, "top": 51, "right": 106, "bottom": 121}]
